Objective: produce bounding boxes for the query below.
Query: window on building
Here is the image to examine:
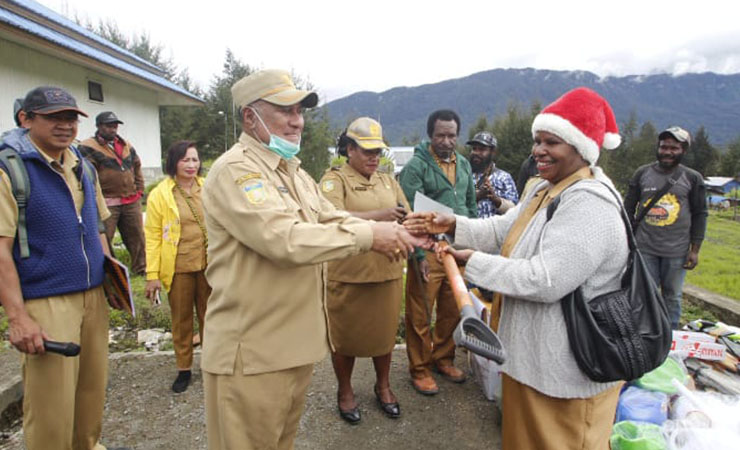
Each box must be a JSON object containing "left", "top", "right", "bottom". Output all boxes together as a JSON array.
[{"left": 88, "top": 81, "right": 104, "bottom": 102}]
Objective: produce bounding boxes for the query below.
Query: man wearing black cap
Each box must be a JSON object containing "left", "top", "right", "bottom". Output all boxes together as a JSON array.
[
  {"left": 467, "top": 131, "right": 519, "bottom": 218},
  {"left": 0, "top": 86, "right": 115, "bottom": 449},
  {"left": 79, "top": 111, "right": 146, "bottom": 275},
  {"left": 624, "top": 126, "right": 708, "bottom": 329}
]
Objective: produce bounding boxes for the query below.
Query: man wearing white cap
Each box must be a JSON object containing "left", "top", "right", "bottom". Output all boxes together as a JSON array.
[
  {"left": 624, "top": 127, "right": 707, "bottom": 329},
  {"left": 201, "top": 69, "right": 427, "bottom": 449}
]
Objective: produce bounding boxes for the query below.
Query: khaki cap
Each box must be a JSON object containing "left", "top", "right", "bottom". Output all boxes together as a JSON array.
[
  {"left": 231, "top": 69, "right": 318, "bottom": 109},
  {"left": 659, "top": 126, "right": 691, "bottom": 146},
  {"left": 346, "top": 117, "right": 387, "bottom": 150}
]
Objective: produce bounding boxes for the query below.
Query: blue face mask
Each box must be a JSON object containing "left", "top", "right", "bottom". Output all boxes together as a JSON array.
[{"left": 249, "top": 107, "right": 301, "bottom": 159}]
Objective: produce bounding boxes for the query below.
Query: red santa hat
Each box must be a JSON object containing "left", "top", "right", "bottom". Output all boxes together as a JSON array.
[{"left": 531, "top": 87, "right": 621, "bottom": 165}]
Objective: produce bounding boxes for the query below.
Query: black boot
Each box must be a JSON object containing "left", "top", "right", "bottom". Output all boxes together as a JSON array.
[{"left": 172, "top": 370, "right": 191, "bottom": 393}]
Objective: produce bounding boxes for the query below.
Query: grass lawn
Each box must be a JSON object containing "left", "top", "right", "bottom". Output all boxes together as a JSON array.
[{"left": 685, "top": 210, "right": 740, "bottom": 300}]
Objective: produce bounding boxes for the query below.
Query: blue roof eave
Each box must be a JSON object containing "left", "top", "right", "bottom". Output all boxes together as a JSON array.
[{"left": 0, "top": 6, "right": 203, "bottom": 104}]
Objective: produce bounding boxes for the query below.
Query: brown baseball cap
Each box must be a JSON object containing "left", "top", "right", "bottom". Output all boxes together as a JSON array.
[
  {"left": 231, "top": 69, "right": 318, "bottom": 109},
  {"left": 346, "top": 117, "right": 387, "bottom": 150},
  {"left": 22, "top": 86, "right": 88, "bottom": 117},
  {"left": 659, "top": 126, "right": 691, "bottom": 146}
]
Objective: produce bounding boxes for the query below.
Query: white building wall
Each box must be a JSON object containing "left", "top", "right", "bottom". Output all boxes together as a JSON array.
[{"left": 0, "top": 38, "right": 163, "bottom": 170}]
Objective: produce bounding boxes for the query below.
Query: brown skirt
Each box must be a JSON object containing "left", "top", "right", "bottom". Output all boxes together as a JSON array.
[
  {"left": 327, "top": 278, "right": 402, "bottom": 357},
  {"left": 501, "top": 374, "right": 622, "bottom": 450}
]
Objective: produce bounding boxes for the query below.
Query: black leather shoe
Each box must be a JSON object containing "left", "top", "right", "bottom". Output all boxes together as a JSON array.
[
  {"left": 338, "top": 405, "right": 361, "bottom": 424},
  {"left": 374, "top": 385, "right": 401, "bottom": 419},
  {"left": 172, "top": 370, "right": 191, "bottom": 393}
]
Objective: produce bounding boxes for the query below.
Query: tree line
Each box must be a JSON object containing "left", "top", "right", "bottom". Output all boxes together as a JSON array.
[
  {"left": 80, "top": 19, "right": 334, "bottom": 182},
  {"left": 83, "top": 19, "right": 740, "bottom": 189}
]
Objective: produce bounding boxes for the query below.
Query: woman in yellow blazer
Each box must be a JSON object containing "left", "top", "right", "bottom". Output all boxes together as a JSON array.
[
  {"left": 145, "top": 140, "right": 210, "bottom": 393},
  {"left": 320, "top": 118, "right": 410, "bottom": 424}
]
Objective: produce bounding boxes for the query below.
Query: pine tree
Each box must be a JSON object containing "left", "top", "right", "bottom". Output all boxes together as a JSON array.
[
  {"left": 720, "top": 137, "right": 740, "bottom": 177},
  {"left": 489, "top": 102, "right": 539, "bottom": 176},
  {"left": 685, "top": 126, "right": 720, "bottom": 176}
]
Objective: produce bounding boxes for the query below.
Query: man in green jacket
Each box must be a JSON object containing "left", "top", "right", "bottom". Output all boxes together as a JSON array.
[{"left": 399, "top": 109, "right": 476, "bottom": 395}]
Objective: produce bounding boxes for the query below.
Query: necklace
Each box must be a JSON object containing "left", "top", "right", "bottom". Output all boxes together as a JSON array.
[{"left": 176, "top": 178, "right": 195, "bottom": 192}]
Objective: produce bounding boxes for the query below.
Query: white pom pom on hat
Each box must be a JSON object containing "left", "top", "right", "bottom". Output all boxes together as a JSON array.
[{"left": 531, "top": 87, "right": 621, "bottom": 165}]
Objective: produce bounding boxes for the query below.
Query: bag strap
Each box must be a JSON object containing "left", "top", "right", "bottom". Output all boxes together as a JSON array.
[
  {"left": 546, "top": 179, "right": 637, "bottom": 252},
  {"left": 78, "top": 158, "right": 105, "bottom": 234},
  {"left": 0, "top": 148, "right": 31, "bottom": 258},
  {"left": 633, "top": 166, "right": 683, "bottom": 229}
]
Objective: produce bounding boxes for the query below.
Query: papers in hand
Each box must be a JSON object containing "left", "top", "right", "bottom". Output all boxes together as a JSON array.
[
  {"left": 413, "top": 191, "right": 455, "bottom": 242},
  {"left": 413, "top": 191, "right": 453, "bottom": 215},
  {"left": 103, "top": 254, "right": 136, "bottom": 317}
]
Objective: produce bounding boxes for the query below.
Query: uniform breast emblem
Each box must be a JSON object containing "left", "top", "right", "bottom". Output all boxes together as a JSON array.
[
  {"left": 322, "top": 180, "right": 335, "bottom": 192},
  {"left": 243, "top": 180, "right": 267, "bottom": 205}
]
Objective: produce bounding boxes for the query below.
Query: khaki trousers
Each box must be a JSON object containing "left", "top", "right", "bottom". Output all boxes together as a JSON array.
[
  {"left": 169, "top": 271, "right": 210, "bottom": 370},
  {"left": 405, "top": 253, "right": 461, "bottom": 378},
  {"left": 104, "top": 201, "right": 146, "bottom": 275},
  {"left": 204, "top": 353, "right": 313, "bottom": 450},
  {"left": 22, "top": 287, "right": 109, "bottom": 450},
  {"left": 501, "top": 374, "right": 621, "bottom": 450}
]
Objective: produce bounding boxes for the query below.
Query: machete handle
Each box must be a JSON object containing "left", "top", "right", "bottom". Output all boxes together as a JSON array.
[
  {"left": 438, "top": 241, "right": 473, "bottom": 311},
  {"left": 43, "top": 340, "right": 81, "bottom": 357}
]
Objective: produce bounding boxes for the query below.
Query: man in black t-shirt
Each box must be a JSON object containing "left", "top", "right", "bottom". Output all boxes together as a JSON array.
[{"left": 624, "top": 126, "right": 708, "bottom": 329}]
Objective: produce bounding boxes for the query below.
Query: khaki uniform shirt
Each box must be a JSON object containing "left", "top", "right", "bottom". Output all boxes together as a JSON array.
[
  {"left": 201, "top": 133, "right": 374, "bottom": 376},
  {"left": 172, "top": 183, "right": 207, "bottom": 273},
  {"left": 320, "top": 164, "right": 410, "bottom": 283},
  {"left": 0, "top": 144, "right": 110, "bottom": 238}
]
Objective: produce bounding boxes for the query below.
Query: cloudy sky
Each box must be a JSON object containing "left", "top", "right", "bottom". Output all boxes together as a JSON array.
[{"left": 38, "top": 0, "right": 740, "bottom": 103}]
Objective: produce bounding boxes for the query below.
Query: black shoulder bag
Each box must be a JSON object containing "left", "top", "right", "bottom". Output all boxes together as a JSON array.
[{"left": 547, "top": 182, "right": 671, "bottom": 382}]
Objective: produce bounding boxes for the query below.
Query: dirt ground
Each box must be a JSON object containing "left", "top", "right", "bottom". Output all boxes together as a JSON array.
[{"left": 0, "top": 347, "right": 501, "bottom": 450}]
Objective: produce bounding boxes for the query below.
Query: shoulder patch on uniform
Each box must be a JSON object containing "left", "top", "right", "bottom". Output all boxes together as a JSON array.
[
  {"left": 243, "top": 179, "right": 267, "bottom": 205},
  {"left": 235, "top": 173, "right": 262, "bottom": 185},
  {"left": 322, "top": 179, "right": 335, "bottom": 193}
]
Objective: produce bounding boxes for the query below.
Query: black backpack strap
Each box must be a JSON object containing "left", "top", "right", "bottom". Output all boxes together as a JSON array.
[
  {"left": 78, "top": 157, "right": 105, "bottom": 234},
  {"left": 0, "top": 148, "right": 31, "bottom": 258},
  {"left": 633, "top": 167, "right": 683, "bottom": 229}
]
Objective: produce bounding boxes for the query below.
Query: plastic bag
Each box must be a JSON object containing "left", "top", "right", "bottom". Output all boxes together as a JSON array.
[
  {"left": 662, "top": 385, "right": 740, "bottom": 450},
  {"left": 610, "top": 421, "right": 667, "bottom": 450},
  {"left": 634, "top": 356, "right": 687, "bottom": 394},
  {"left": 616, "top": 386, "right": 669, "bottom": 425},
  {"left": 467, "top": 290, "right": 502, "bottom": 402}
]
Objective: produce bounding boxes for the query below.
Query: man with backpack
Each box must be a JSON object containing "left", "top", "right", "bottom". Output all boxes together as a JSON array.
[
  {"left": 624, "top": 126, "right": 708, "bottom": 329},
  {"left": 0, "top": 86, "right": 115, "bottom": 450}
]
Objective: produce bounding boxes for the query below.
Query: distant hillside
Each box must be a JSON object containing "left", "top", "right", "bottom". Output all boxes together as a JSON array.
[{"left": 324, "top": 68, "right": 740, "bottom": 146}]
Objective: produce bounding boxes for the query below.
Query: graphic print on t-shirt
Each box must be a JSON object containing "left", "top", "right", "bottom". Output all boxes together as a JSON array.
[{"left": 644, "top": 193, "right": 680, "bottom": 226}]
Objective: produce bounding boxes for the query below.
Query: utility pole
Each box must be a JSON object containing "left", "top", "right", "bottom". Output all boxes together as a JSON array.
[{"left": 218, "top": 111, "right": 227, "bottom": 152}]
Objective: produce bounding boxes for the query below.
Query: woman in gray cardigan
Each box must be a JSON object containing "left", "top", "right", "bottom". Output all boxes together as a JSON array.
[{"left": 406, "top": 87, "right": 628, "bottom": 450}]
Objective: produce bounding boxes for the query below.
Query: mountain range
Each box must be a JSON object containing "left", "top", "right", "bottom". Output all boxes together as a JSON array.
[{"left": 323, "top": 68, "right": 740, "bottom": 147}]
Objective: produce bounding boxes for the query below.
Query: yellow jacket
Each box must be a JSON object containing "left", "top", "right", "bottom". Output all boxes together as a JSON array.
[{"left": 145, "top": 176, "right": 206, "bottom": 291}]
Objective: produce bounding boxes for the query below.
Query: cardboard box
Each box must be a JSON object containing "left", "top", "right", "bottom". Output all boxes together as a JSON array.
[
  {"left": 671, "top": 340, "right": 727, "bottom": 361},
  {"left": 672, "top": 330, "right": 716, "bottom": 343}
]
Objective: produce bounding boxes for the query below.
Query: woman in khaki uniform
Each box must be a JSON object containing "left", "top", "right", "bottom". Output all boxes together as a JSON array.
[
  {"left": 320, "top": 118, "right": 410, "bottom": 424},
  {"left": 144, "top": 140, "right": 211, "bottom": 393}
]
